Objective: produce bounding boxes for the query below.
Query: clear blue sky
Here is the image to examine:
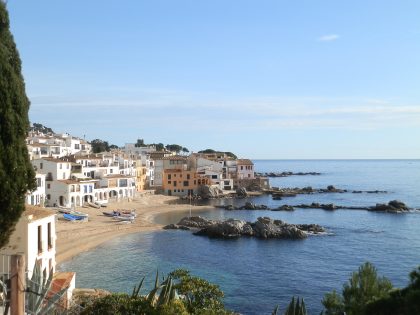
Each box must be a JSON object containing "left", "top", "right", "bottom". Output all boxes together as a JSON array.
[{"left": 7, "top": 0, "right": 420, "bottom": 159}]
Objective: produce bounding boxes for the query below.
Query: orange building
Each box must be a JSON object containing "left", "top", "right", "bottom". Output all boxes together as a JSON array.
[{"left": 162, "top": 169, "right": 211, "bottom": 196}]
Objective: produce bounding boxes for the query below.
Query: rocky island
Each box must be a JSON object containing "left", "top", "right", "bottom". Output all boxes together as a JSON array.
[
  {"left": 216, "top": 200, "right": 411, "bottom": 213},
  {"left": 163, "top": 216, "right": 325, "bottom": 239}
]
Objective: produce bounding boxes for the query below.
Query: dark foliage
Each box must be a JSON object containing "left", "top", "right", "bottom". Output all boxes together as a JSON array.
[
  {"left": 0, "top": 2, "right": 36, "bottom": 248},
  {"left": 365, "top": 266, "right": 420, "bottom": 315},
  {"left": 30, "top": 122, "right": 54, "bottom": 134},
  {"left": 198, "top": 149, "right": 237, "bottom": 160}
]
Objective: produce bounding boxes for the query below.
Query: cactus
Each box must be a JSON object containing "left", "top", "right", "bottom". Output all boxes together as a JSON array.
[
  {"left": 284, "top": 296, "right": 308, "bottom": 315},
  {"left": 26, "top": 263, "right": 68, "bottom": 315}
]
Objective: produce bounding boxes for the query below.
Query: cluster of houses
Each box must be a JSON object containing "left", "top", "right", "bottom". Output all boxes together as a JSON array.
[
  {"left": 25, "top": 131, "right": 269, "bottom": 208},
  {"left": 1, "top": 130, "right": 269, "bottom": 313}
]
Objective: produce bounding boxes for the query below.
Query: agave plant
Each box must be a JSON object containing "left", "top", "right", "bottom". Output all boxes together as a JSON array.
[
  {"left": 284, "top": 296, "right": 308, "bottom": 315},
  {"left": 131, "top": 270, "right": 179, "bottom": 308},
  {"left": 26, "top": 263, "right": 68, "bottom": 315}
]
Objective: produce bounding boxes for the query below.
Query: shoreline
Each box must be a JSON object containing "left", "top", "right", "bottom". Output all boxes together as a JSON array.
[{"left": 55, "top": 194, "right": 214, "bottom": 264}]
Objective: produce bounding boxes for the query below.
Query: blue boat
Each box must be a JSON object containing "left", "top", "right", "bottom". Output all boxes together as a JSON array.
[{"left": 63, "top": 213, "right": 86, "bottom": 221}]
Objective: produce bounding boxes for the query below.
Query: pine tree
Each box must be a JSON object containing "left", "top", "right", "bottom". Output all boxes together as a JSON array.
[{"left": 0, "top": 1, "right": 36, "bottom": 248}]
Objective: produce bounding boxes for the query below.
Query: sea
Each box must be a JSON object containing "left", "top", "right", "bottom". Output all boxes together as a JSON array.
[{"left": 59, "top": 160, "right": 420, "bottom": 315}]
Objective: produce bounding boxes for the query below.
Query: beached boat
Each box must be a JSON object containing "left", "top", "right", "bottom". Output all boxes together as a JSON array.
[
  {"left": 63, "top": 213, "right": 87, "bottom": 221},
  {"left": 120, "top": 209, "right": 137, "bottom": 217},
  {"left": 70, "top": 211, "right": 89, "bottom": 218},
  {"left": 113, "top": 215, "right": 135, "bottom": 222},
  {"left": 87, "top": 201, "right": 101, "bottom": 209},
  {"left": 103, "top": 211, "right": 120, "bottom": 217}
]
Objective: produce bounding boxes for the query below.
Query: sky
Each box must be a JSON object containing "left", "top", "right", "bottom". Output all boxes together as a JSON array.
[{"left": 6, "top": 0, "right": 420, "bottom": 159}]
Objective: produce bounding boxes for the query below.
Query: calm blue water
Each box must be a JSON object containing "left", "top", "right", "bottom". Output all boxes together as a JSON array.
[{"left": 60, "top": 160, "right": 420, "bottom": 314}]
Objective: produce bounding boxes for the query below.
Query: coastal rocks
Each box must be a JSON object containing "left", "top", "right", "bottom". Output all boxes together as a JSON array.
[
  {"left": 256, "top": 171, "right": 321, "bottom": 177},
  {"left": 272, "top": 205, "right": 294, "bottom": 211},
  {"left": 165, "top": 216, "right": 326, "bottom": 240},
  {"left": 268, "top": 186, "right": 388, "bottom": 199},
  {"left": 294, "top": 203, "right": 340, "bottom": 211},
  {"left": 177, "top": 216, "right": 216, "bottom": 228},
  {"left": 269, "top": 186, "right": 347, "bottom": 198},
  {"left": 252, "top": 217, "right": 307, "bottom": 239},
  {"left": 217, "top": 202, "right": 269, "bottom": 211},
  {"left": 369, "top": 200, "right": 410, "bottom": 213},
  {"left": 197, "top": 185, "right": 223, "bottom": 199},
  {"left": 236, "top": 187, "right": 248, "bottom": 197},
  {"left": 195, "top": 218, "right": 253, "bottom": 239},
  {"left": 162, "top": 223, "right": 190, "bottom": 230}
]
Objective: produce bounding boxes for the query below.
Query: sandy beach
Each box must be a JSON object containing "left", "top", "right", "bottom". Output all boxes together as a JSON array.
[{"left": 55, "top": 193, "right": 214, "bottom": 264}]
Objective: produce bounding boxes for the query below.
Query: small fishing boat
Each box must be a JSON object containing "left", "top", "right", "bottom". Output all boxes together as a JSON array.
[
  {"left": 113, "top": 215, "right": 135, "bottom": 222},
  {"left": 103, "top": 210, "right": 120, "bottom": 217},
  {"left": 63, "top": 213, "right": 87, "bottom": 221},
  {"left": 70, "top": 211, "right": 89, "bottom": 218},
  {"left": 87, "top": 202, "right": 101, "bottom": 209}
]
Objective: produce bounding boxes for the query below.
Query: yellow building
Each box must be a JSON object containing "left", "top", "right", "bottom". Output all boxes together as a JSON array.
[
  {"left": 162, "top": 169, "right": 210, "bottom": 196},
  {"left": 135, "top": 162, "right": 148, "bottom": 191}
]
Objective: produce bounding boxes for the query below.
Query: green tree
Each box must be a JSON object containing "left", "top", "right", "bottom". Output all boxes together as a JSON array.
[
  {"left": 169, "top": 269, "right": 232, "bottom": 314},
  {"left": 135, "top": 138, "right": 144, "bottom": 147},
  {"left": 90, "top": 139, "right": 110, "bottom": 153},
  {"left": 0, "top": 1, "right": 36, "bottom": 248},
  {"left": 165, "top": 144, "right": 183, "bottom": 153},
  {"left": 322, "top": 262, "right": 393, "bottom": 315},
  {"left": 365, "top": 266, "right": 420, "bottom": 315},
  {"left": 321, "top": 290, "right": 344, "bottom": 315}
]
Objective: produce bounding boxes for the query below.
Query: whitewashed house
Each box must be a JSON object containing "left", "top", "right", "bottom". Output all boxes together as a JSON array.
[
  {"left": 0, "top": 206, "right": 76, "bottom": 309},
  {"left": 237, "top": 159, "right": 255, "bottom": 179},
  {"left": 31, "top": 158, "right": 72, "bottom": 206},
  {"left": 0, "top": 206, "right": 57, "bottom": 277},
  {"left": 26, "top": 173, "right": 46, "bottom": 206}
]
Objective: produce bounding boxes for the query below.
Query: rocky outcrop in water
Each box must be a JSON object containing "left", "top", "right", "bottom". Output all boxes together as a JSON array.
[
  {"left": 256, "top": 171, "right": 321, "bottom": 177},
  {"left": 269, "top": 186, "right": 388, "bottom": 198},
  {"left": 164, "top": 216, "right": 325, "bottom": 239},
  {"left": 369, "top": 200, "right": 410, "bottom": 213},
  {"left": 215, "top": 200, "right": 411, "bottom": 213}
]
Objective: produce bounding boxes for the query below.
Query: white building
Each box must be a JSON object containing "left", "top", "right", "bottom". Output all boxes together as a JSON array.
[
  {"left": 0, "top": 205, "right": 76, "bottom": 309},
  {"left": 0, "top": 206, "right": 57, "bottom": 277},
  {"left": 31, "top": 158, "right": 72, "bottom": 206},
  {"left": 26, "top": 173, "right": 46, "bottom": 206},
  {"left": 236, "top": 159, "right": 255, "bottom": 179}
]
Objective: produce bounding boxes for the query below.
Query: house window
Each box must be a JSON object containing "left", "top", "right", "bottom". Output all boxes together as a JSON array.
[
  {"left": 67, "top": 164, "right": 70, "bottom": 169},
  {"left": 47, "top": 194, "right": 51, "bottom": 200},
  {"left": 168, "top": 181, "right": 171, "bottom": 184},
  {"left": 173, "top": 181, "right": 177, "bottom": 187},
  {"left": 47, "top": 183, "right": 51, "bottom": 189},
  {"left": 38, "top": 225, "right": 42, "bottom": 253},
  {"left": 241, "top": 166, "right": 243, "bottom": 170},
  {"left": 37, "top": 178, "right": 42, "bottom": 187},
  {"left": 168, "top": 174, "right": 171, "bottom": 180},
  {"left": 74, "top": 144, "right": 80, "bottom": 149},
  {"left": 183, "top": 181, "right": 189, "bottom": 187},
  {"left": 59, "top": 163, "right": 62, "bottom": 169},
  {"left": 40, "top": 163, "right": 43, "bottom": 169},
  {"left": 110, "top": 169, "right": 113, "bottom": 174},
  {"left": 62, "top": 173, "right": 66, "bottom": 179},
  {"left": 48, "top": 222, "right": 52, "bottom": 249},
  {"left": 194, "top": 180, "right": 196, "bottom": 185},
  {"left": 187, "top": 174, "right": 190, "bottom": 180}
]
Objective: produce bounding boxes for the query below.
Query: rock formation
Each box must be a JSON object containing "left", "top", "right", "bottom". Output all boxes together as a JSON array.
[{"left": 163, "top": 216, "right": 325, "bottom": 240}]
